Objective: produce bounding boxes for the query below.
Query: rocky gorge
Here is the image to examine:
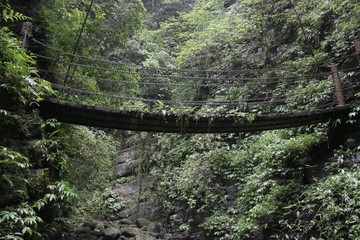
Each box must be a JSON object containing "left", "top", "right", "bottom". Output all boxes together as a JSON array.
[{"left": 66, "top": 134, "right": 189, "bottom": 240}]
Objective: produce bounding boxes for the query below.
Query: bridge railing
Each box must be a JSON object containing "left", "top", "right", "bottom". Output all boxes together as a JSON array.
[{"left": 22, "top": 28, "right": 360, "bottom": 118}]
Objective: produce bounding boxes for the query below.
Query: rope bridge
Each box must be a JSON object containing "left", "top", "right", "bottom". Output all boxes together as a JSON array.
[{"left": 30, "top": 38, "right": 360, "bottom": 133}]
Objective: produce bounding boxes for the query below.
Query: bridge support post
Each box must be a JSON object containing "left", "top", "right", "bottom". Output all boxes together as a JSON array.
[
  {"left": 331, "top": 64, "right": 345, "bottom": 106},
  {"left": 355, "top": 40, "right": 360, "bottom": 66},
  {"left": 21, "top": 22, "right": 33, "bottom": 51}
]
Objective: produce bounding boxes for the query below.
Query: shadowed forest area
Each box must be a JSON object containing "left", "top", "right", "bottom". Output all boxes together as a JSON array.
[{"left": 1, "top": 0, "right": 360, "bottom": 239}]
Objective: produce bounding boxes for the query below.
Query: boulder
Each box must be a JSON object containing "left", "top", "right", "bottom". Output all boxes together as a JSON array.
[
  {"left": 103, "top": 226, "right": 122, "bottom": 239},
  {"left": 117, "top": 209, "right": 132, "bottom": 219},
  {"left": 119, "top": 218, "right": 134, "bottom": 225},
  {"left": 135, "top": 218, "right": 151, "bottom": 229},
  {"left": 83, "top": 218, "right": 101, "bottom": 230},
  {"left": 77, "top": 234, "right": 98, "bottom": 240},
  {"left": 147, "top": 222, "right": 162, "bottom": 237},
  {"left": 91, "top": 230, "right": 103, "bottom": 237},
  {"left": 122, "top": 227, "right": 144, "bottom": 237},
  {"left": 147, "top": 236, "right": 157, "bottom": 240},
  {"left": 134, "top": 233, "right": 150, "bottom": 240},
  {"left": 96, "top": 221, "right": 106, "bottom": 231},
  {"left": 74, "top": 226, "right": 92, "bottom": 234},
  {"left": 164, "top": 232, "right": 188, "bottom": 240}
]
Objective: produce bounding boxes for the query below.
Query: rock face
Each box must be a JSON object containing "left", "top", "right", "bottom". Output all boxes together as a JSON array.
[
  {"left": 115, "top": 147, "right": 140, "bottom": 177},
  {"left": 65, "top": 133, "right": 236, "bottom": 240},
  {"left": 65, "top": 135, "right": 165, "bottom": 240},
  {"left": 111, "top": 137, "right": 163, "bottom": 222}
]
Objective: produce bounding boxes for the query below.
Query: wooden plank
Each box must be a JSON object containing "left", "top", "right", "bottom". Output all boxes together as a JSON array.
[
  {"left": 331, "top": 64, "right": 345, "bottom": 106},
  {"left": 38, "top": 98, "right": 356, "bottom": 133}
]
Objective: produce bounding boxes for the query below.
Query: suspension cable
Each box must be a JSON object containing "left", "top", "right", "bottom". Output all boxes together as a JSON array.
[
  {"left": 64, "top": 0, "right": 95, "bottom": 85},
  {"left": 51, "top": 82, "right": 336, "bottom": 107},
  {"left": 37, "top": 68, "right": 333, "bottom": 87},
  {"left": 33, "top": 53, "right": 332, "bottom": 83}
]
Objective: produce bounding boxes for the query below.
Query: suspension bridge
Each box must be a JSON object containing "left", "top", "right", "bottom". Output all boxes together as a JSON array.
[{"left": 30, "top": 38, "right": 360, "bottom": 133}]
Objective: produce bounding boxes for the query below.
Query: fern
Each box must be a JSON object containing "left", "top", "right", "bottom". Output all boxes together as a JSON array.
[
  {"left": 0, "top": 204, "right": 42, "bottom": 240},
  {"left": 0, "top": 147, "right": 30, "bottom": 169},
  {"left": 0, "top": 2, "right": 30, "bottom": 22}
]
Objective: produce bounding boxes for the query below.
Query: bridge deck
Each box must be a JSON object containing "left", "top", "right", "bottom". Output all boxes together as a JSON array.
[{"left": 39, "top": 98, "right": 356, "bottom": 133}]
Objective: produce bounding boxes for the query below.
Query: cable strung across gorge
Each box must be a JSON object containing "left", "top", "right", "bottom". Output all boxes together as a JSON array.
[
  {"left": 31, "top": 2, "right": 360, "bottom": 133},
  {"left": 33, "top": 53, "right": 332, "bottom": 84},
  {"left": 31, "top": 38, "right": 359, "bottom": 116},
  {"left": 51, "top": 83, "right": 287, "bottom": 106},
  {"left": 32, "top": 38, "right": 358, "bottom": 74},
  {"left": 51, "top": 82, "right": 338, "bottom": 109},
  {"left": 37, "top": 68, "right": 331, "bottom": 88}
]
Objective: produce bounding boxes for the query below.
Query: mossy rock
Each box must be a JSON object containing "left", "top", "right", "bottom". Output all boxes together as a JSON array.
[
  {"left": 119, "top": 218, "right": 134, "bottom": 225},
  {"left": 103, "top": 226, "right": 122, "bottom": 239},
  {"left": 122, "top": 226, "right": 144, "bottom": 237},
  {"left": 147, "top": 222, "right": 162, "bottom": 236},
  {"left": 135, "top": 218, "right": 151, "bottom": 229}
]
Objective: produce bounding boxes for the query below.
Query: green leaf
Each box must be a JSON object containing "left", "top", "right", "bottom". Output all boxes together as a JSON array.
[{"left": 21, "top": 226, "right": 32, "bottom": 236}]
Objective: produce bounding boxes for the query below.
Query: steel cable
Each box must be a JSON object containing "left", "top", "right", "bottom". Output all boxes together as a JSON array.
[
  {"left": 32, "top": 38, "right": 358, "bottom": 74},
  {"left": 33, "top": 53, "right": 332, "bottom": 83}
]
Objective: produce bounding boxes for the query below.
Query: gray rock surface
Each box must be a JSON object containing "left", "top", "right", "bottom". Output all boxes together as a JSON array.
[
  {"left": 103, "top": 226, "right": 122, "bottom": 239},
  {"left": 147, "top": 222, "right": 162, "bottom": 237},
  {"left": 136, "top": 218, "right": 151, "bottom": 229},
  {"left": 122, "top": 226, "right": 144, "bottom": 237},
  {"left": 119, "top": 218, "right": 134, "bottom": 225}
]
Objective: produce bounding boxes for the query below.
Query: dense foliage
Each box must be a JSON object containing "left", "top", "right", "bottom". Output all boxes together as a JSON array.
[
  {"left": 0, "top": 1, "right": 122, "bottom": 239},
  {"left": 35, "top": 0, "right": 145, "bottom": 108},
  {"left": 1, "top": 0, "right": 360, "bottom": 239},
  {"left": 0, "top": 4, "right": 74, "bottom": 238},
  {"left": 136, "top": 0, "right": 360, "bottom": 239}
]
